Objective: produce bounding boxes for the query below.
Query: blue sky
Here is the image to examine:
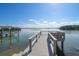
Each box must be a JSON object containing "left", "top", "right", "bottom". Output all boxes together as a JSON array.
[{"left": 0, "top": 3, "right": 79, "bottom": 28}]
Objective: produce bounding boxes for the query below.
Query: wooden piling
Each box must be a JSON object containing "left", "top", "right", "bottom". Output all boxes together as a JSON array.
[
  {"left": 61, "top": 40, "right": 64, "bottom": 52},
  {"left": 18, "top": 30, "right": 19, "bottom": 40},
  {"left": 9, "top": 28, "right": 12, "bottom": 49},
  {"left": 61, "top": 32, "right": 65, "bottom": 52},
  {"left": 1, "top": 29, "right": 2, "bottom": 43}
]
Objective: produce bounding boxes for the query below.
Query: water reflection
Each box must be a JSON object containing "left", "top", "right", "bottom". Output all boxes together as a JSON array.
[
  {"left": 60, "top": 30, "right": 79, "bottom": 56},
  {"left": 0, "top": 29, "right": 38, "bottom": 55},
  {"left": 0, "top": 28, "right": 79, "bottom": 56},
  {"left": 0, "top": 30, "right": 20, "bottom": 49}
]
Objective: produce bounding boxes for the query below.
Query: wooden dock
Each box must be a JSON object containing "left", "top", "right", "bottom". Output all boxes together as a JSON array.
[
  {"left": 13, "top": 31, "right": 65, "bottom": 56},
  {"left": 28, "top": 32, "right": 49, "bottom": 56}
]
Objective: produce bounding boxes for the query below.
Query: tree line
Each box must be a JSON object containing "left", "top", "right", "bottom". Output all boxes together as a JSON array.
[{"left": 59, "top": 25, "right": 79, "bottom": 30}]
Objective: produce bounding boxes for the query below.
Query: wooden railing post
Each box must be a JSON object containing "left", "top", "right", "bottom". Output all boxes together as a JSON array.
[
  {"left": 38, "top": 32, "right": 40, "bottom": 38},
  {"left": 48, "top": 33, "right": 49, "bottom": 39},
  {"left": 36, "top": 35, "right": 37, "bottom": 42},
  {"left": 61, "top": 33, "right": 65, "bottom": 52},
  {"left": 29, "top": 39, "right": 32, "bottom": 52},
  {"left": 40, "top": 31, "right": 41, "bottom": 35}
]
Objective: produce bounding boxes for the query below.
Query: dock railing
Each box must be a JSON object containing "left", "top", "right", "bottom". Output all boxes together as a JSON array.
[
  {"left": 48, "top": 33, "right": 57, "bottom": 56},
  {"left": 48, "top": 32, "right": 65, "bottom": 56},
  {"left": 28, "top": 31, "right": 41, "bottom": 52},
  {"left": 13, "top": 31, "right": 41, "bottom": 56}
]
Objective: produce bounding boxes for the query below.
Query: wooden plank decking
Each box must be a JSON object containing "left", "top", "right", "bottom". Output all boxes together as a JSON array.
[{"left": 28, "top": 32, "right": 49, "bottom": 56}]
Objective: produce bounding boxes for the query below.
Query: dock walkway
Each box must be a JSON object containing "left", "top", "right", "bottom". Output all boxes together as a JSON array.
[
  {"left": 28, "top": 32, "right": 49, "bottom": 56},
  {"left": 13, "top": 31, "right": 64, "bottom": 56}
]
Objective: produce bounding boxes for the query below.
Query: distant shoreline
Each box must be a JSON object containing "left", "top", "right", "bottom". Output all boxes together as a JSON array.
[{"left": 59, "top": 25, "right": 79, "bottom": 30}]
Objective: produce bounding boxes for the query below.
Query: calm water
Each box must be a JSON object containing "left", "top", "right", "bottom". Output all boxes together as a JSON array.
[
  {"left": 0, "top": 29, "right": 39, "bottom": 56},
  {"left": 63, "top": 30, "right": 79, "bottom": 56},
  {"left": 41, "top": 29, "right": 79, "bottom": 56},
  {"left": 56, "top": 30, "right": 79, "bottom": 56},
  {"left": 0, "top": 29, "right": 79, "bottom": 56}
]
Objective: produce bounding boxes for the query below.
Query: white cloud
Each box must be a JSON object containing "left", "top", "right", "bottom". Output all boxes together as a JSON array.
[
  {"left": 29, "top": 19, "right": 36, "bottom": 22},
  {"left": 43, "top": 21, "right": 48, "bottom": 24},
  {"left": 16, "top": 18, "right": 79, "bottom": 28}
]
